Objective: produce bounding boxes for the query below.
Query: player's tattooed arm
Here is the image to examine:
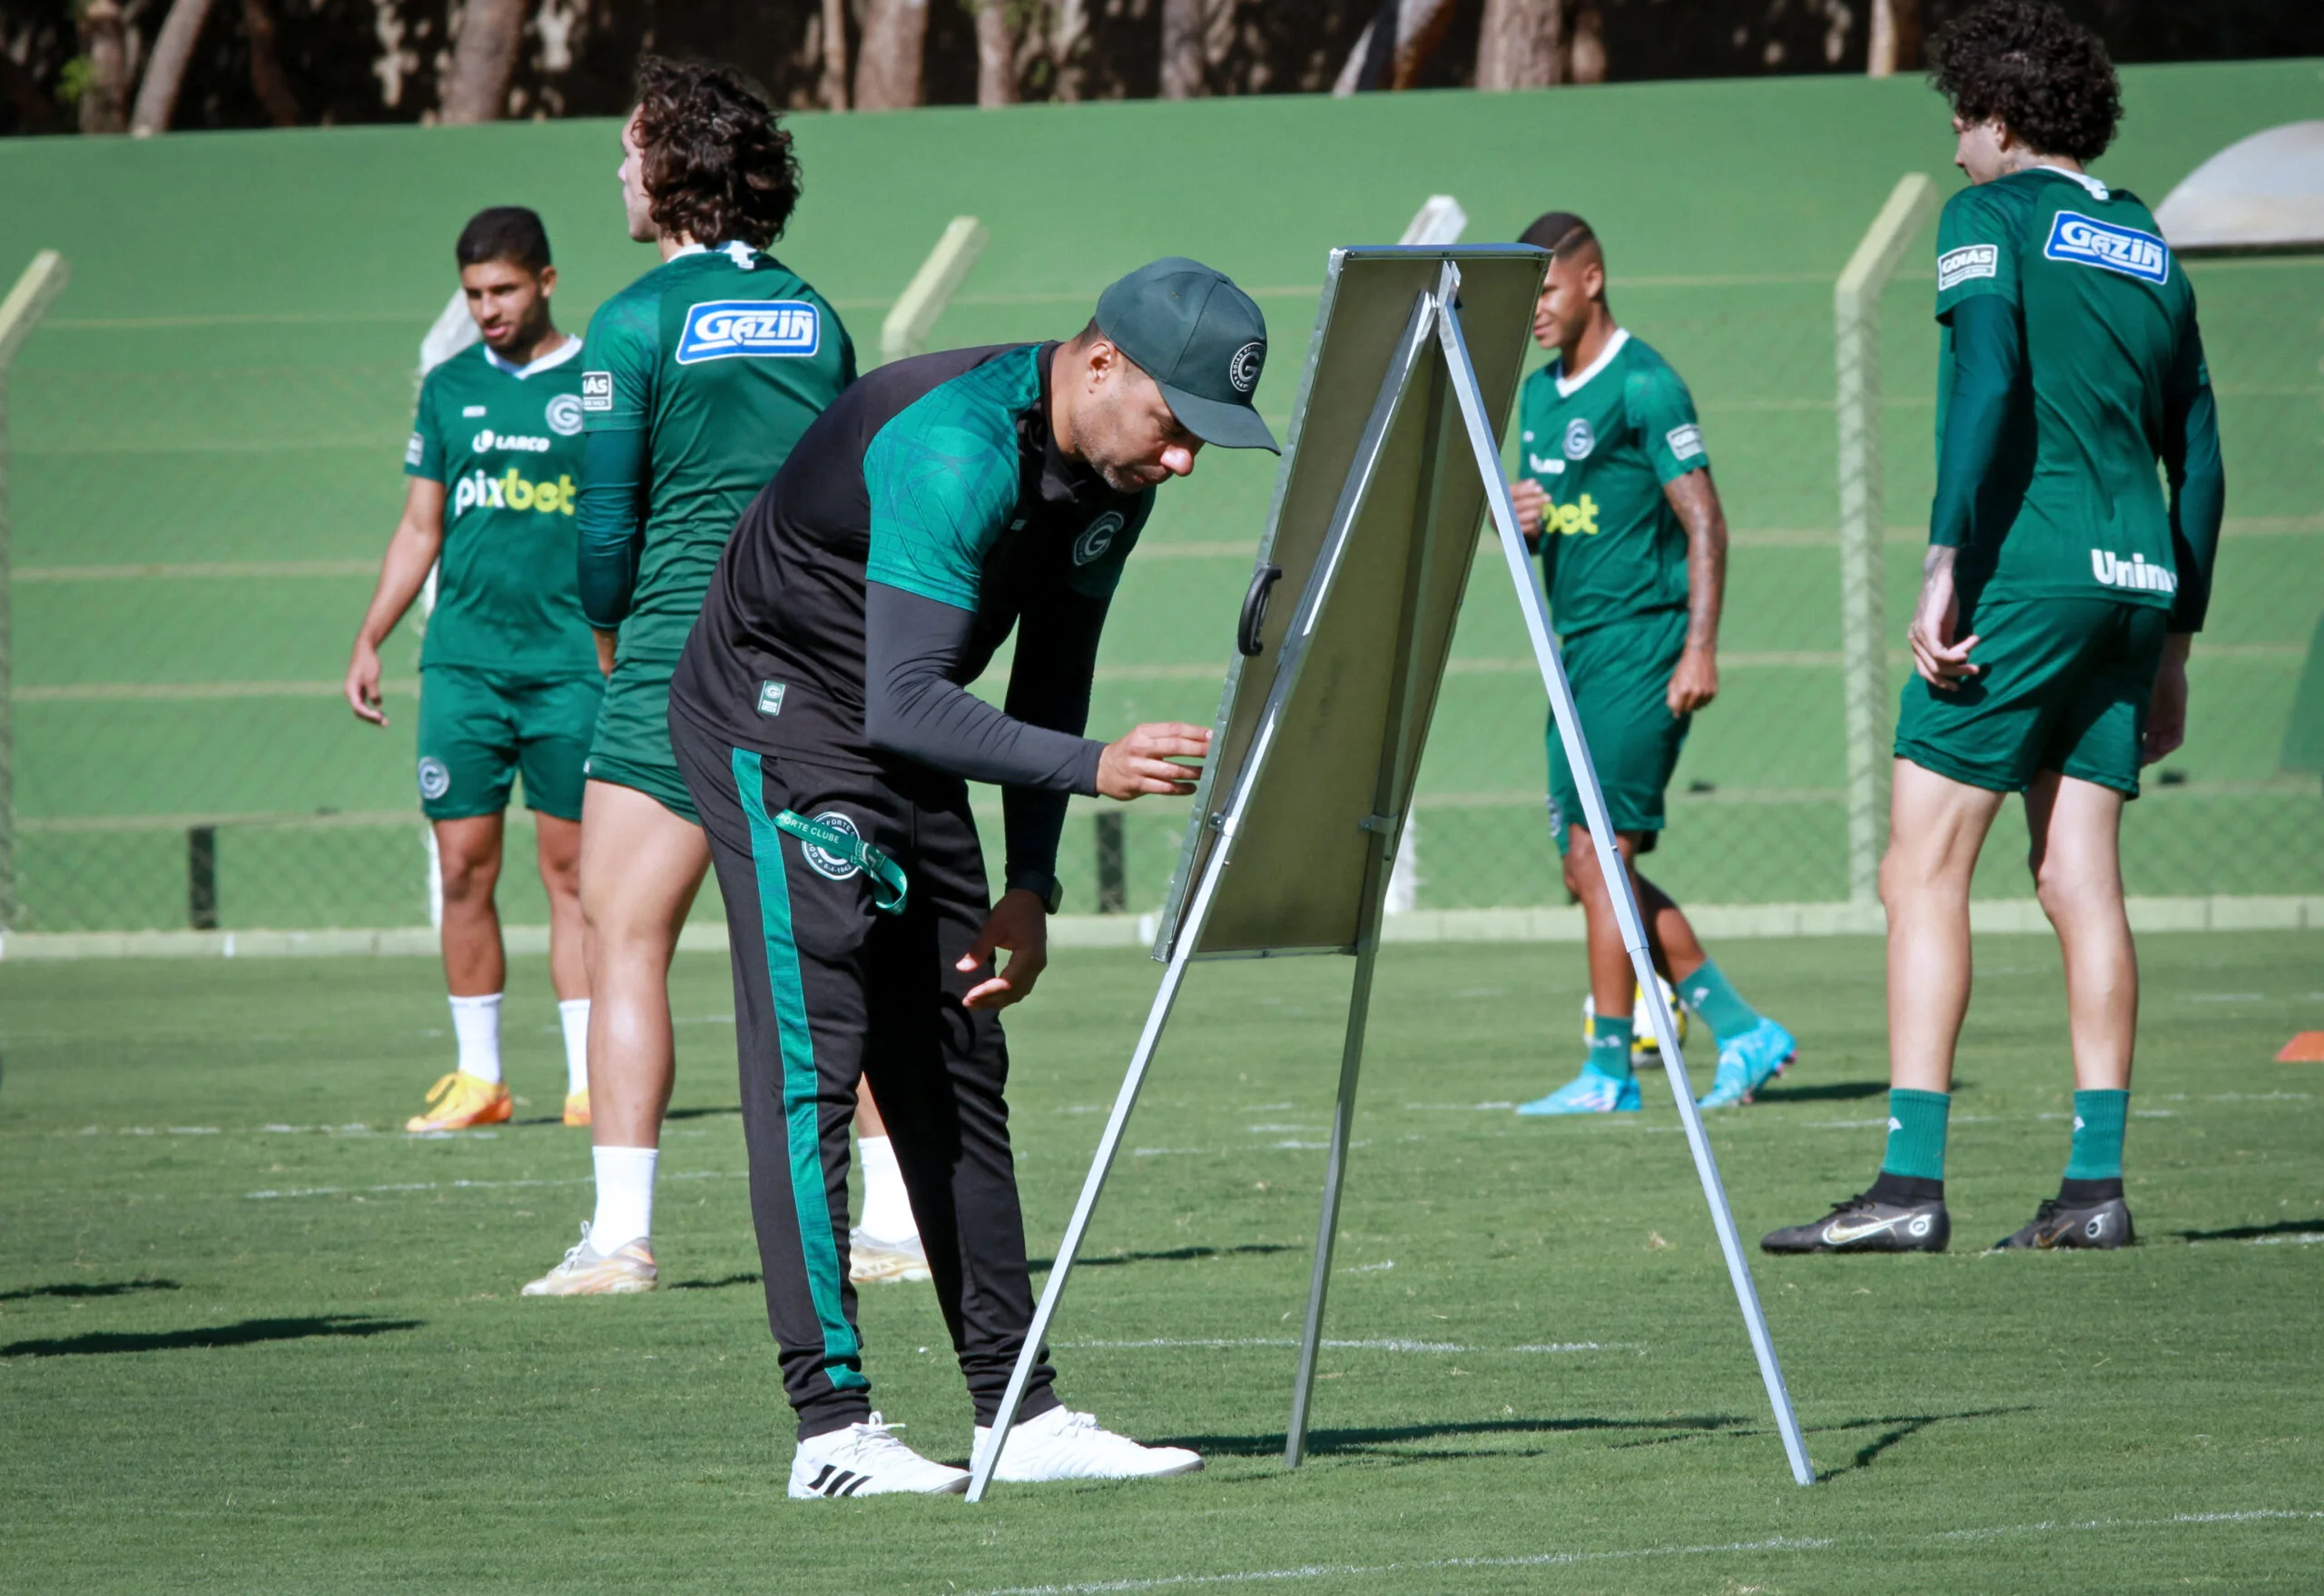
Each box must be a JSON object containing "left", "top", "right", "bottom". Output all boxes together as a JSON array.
[
  {"left": 346, "top": 476, "right": 448, "bottom": 728},
  {"left": 1908, "top": 544, "right": 1980, "bottom": 690},
  {"left": 1662, "top": 468, "right": 1726, "bottom": 715}
]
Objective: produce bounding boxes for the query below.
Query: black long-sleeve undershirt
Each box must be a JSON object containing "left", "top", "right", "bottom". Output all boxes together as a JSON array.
[{"left": 862, "top": 580, "right": 1106, "bottom": 882}]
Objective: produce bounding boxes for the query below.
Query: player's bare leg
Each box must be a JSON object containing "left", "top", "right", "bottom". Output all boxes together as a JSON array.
[
  {"left": 407, "top": 813, "right": 515, "bottom": 1132},
  {"left": 1882, "top": 758, "right": 2006, "bottom": 1095},
  {"left": 533, "top": 812, "right": 594, "bottom": 1124},
  {"left": 2024, "top": 772, "right": 2136, "bottom": 1092},
  {"left": 1996, "top": 769, "right": 2140, "bottom": 1249},
  {"left": 524, "top": 779, "right": 704, "bottom": 1295}
]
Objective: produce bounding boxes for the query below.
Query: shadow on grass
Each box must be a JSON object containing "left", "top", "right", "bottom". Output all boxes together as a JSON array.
[
  {"left": 0, "top": 1278, "right": 181, "bottom": 1303},
  {"left": 1030, "top": 1244, "right": 1296, "bottom": 1273},
  {"left": 1, "top": 1315, "right": 421, "bottom": 1358},
  {"left": 1611, "top": 1404, "right": 2031, "bottom": 1480},
  {"left": 665, "top": 1106, "right": 742, "bottom": 1122},
  {"left": 672, "top": 1273, "right": 763, "bottom": 1292},
  {"left": 2178, "top": 1219, "right": 2324, "bottom": 1242},
  {"left": 1169, "top": 1414, "right": 1749, "bottom": 1460},
  {"left": 1751, "top": 1079, "right": 1888, "bottom": 1104}
]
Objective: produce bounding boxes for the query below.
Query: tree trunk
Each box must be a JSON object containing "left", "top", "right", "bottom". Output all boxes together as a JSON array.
[
  {"left": 439, "top": 0, "right": 529, "bottom": 123},
  {"left": 1159, "top": 0, "right": 1201, "bottom": 98},
  {"left": 852, "top": 0, "right": 926, "bottom": 110},
  {"left": 1333, "top": 0, "right": 1462, "bottom": 96},
  {"left": 78, "top": 0, "right": 131, "bottom": 133},
  {"left": 1047, "top": 0, "right": 1089, "bottom": 102},
  {"left": 819, "top": 0, "right": 850, "bottom": 109},
  {"left": 1475, "top": 0, "right": 1560, "bottom": 90},
  {"left": 130, "top": 0, "right": 217, "bottom": 134},
  {"left": 973, "top": 0, "right": 1015, "bottom": 104},
  {"left": 1867, "top": 0, "right": 1920, "bottom": 77},
  {"left": 1566, "top": 1, "right": 1605, "bottom": 84},
  {"left": 241, "top": 0, "right": 299, "bottom": 125}
]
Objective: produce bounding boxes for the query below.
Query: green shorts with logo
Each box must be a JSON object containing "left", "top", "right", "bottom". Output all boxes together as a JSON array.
[
  {"left": 1547, "top": 607, "right": 1692, "bottom": 854},
  {"left": 416, "top": 665, "right": 603, "bottom": 823},
  {"left": 585, "top": 652, "right": 700, "bottom": 824},
  {"left": 1895, "top": 596, "right": 2165, "bottom": 797}
]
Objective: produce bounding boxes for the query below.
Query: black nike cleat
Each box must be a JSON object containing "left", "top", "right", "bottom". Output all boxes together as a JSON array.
[
  {"left": 1994, "top": 1195, "right": 2134, "bottom": 1251},
  {"left": 1760, "top": 1190, "right": 1949, "bottom": 1254}
]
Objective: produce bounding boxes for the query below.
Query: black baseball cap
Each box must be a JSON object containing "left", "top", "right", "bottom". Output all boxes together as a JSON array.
[{"left": 1094, "top": 258, "right": 1279, "bottom": 453}]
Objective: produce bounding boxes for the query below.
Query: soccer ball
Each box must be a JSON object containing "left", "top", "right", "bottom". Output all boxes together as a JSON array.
[{"left": 1580, "top": 976, "right": 1688, "bottom": 1059}]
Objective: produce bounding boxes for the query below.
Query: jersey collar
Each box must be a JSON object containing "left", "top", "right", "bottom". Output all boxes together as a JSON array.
[
  {"left": 666, "top": 241, "right": 762, "bottom": 270},
  {"left": 482, "top": 333, "right": 583, "bottom": 379},
  {"left": 1552, "top": 326, "right": 1630, "bottom": 399},
  {"left": 2033, "top": 164, "right": 2111, "bottom": 202}
]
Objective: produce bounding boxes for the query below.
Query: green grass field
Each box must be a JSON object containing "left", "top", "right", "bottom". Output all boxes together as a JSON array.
[{"left": 4, "top": 931, "right": 2319, "bottom": 1591}]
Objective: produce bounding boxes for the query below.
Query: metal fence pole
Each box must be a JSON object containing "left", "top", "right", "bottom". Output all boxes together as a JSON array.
[
  {"left": 1834, "top": 176, "right": 1935, "bottom": 909},
  {"left": 0, "top": 251, "right": 70, "bottom": 932}
]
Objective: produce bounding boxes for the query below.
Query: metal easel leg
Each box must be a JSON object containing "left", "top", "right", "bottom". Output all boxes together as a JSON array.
[
  {"left": 1284, "top": 926, "right": 1384, "bottom": 1467},
  {"left": 1434, "top": 298, "right": 1817, "bottom": 1487}
]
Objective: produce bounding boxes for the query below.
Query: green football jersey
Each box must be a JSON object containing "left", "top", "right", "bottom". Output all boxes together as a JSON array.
[
  {"left": 404, "top": 338, "right": 597, "bottom": 677},
  {"left": 580, "top": 242, "right": 857, "bottom": 667},
  {"left": 1515, "top": 330, "right": 1708, "bottom": 637},
  {"left": 1932, "top": 167, "right": 2205, "bottom": 608}
]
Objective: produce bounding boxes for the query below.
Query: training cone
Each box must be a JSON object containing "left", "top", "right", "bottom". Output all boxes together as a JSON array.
[{"left": 2275, "top": 1031, "right": 2324, "bottom": 1063}]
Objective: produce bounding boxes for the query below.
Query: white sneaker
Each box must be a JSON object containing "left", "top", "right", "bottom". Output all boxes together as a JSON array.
[
  {"left": 972, "top": 1405, "right": 1204, "bottom": 1483},
  {"left": 519, "top": 1223, "right": 656, "bottom": 1296},
  {"left": 788, "top": 1414, "right": 969, "bottom": 1499},
  {"left": 850, "top": 1227, "right": 932, "bottom": 1286}
]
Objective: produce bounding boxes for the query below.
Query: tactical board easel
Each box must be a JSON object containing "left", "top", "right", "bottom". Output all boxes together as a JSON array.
[{"left": 968, "top": 246, "right": 1813, "bottom": 1500}]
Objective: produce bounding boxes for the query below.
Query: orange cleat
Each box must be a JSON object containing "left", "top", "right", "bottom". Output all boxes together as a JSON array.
[{"left": 404, "top": 1071, "right": 513, "bottom": 1132}]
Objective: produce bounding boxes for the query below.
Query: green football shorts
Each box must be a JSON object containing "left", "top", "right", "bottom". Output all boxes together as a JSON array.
[
  {"left": 584, "top": 652, "right": 700, "bottom": 824},
  {"left": 1547, "top": 607, "right": 1692, "bottom": 854},
  {"left": 1895, "top": 596, "right": 2166, "bottom": 797},
  {"left": 415, "top": 665, "right": 603, "bottom": 823}
]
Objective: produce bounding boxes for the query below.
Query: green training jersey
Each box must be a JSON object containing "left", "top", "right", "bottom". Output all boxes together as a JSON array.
[
  {"left": 404, "top": 338, "right": 597, "bottom": 678},
  {"left": 580, "top": 242, "right": 856, "bottom": 667},
  {"left": 1932, "top": 167, "right": 2206, "bottom": 609},
  {"left": 1514, "top": 330, "right": 1708, "bottom": 638}
]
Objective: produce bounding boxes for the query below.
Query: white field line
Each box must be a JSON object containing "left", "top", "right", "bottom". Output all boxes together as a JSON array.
[
  {"left": 962, "top": 1510, "right": 2324, "bottom": 1595},
  {"left": 1056, "top": 1338, "right": 1640, "bottom": 1355},
  {"left": 962, "top": 1536, "right": 1831, "bottom": 1595},
  {"left": 246, "top": 1169, "right": 745, "bottom": 1200}
]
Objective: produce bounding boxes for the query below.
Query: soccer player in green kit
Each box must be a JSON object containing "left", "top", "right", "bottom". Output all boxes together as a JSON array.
[
  {"left": 524, "top": 60, "right": 887, "bottom": 1295},
  {"left": 345, "top": 207, "right": 600, "bottom": 1135},
  {"left": 1507, "top": 212, "right": 1798, "bottom": 1118},
  {"left": 1765, "top": 0, "right": 2223, "bottom": 1254}
]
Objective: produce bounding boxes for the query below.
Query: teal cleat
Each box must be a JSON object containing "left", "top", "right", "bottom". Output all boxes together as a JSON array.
[
  {"left": 1696, "top": 1017, "right": 1797, "bottom": 1108},
  {"left": 1517, "top": 1068, "right": 1642, "bottom": 1116}
]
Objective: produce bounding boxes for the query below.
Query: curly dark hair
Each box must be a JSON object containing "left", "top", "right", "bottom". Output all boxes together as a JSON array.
[
  {"left": 632, "top": 57, "right": 802, "bottom": 250},
  {"left": 1928, "top": 0, "right": 2121, "bottom": 163}
]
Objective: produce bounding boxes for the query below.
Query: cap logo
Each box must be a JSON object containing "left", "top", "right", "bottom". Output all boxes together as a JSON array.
[{"left": 1228, "top": 340, "right": 1265, "bottom": 396}]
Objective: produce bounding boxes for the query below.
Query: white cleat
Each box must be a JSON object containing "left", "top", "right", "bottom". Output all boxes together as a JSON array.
[
  {"left": 973, "top": 1405, "right": 1204, "bottom": 1484},
  {"left": 788, "top": 1414, "right": 970, "bottom": 1499},
  {"left": 849, "top": 1227, "right": 932, "bottom": 1286},
  {"left": 519, "top": 1223, "right": 657, "bottom": 1296}
]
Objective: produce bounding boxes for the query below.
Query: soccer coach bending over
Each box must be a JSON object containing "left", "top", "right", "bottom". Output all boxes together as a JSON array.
[{"left": 668, "top": 260, "right": 1279, "bottom": 1497}]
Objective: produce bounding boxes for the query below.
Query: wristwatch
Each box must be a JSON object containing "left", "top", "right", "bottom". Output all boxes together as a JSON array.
[{"left": 1005, "top": 869, "right": 1064, "bottom": 915}]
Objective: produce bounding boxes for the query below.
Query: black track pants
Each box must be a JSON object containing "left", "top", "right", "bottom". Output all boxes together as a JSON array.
[{"left": 671, "top": 711, "right": 1059, "bottom": 1440}]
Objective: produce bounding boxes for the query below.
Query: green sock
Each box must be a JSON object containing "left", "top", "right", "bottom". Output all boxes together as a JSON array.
[
  {"left": 1587, "top": 1014, "right": 1633, "bottom": 1081},
  {"left": 1880, "top": 1089, "right": 1951, "bottom": 1181},
  {"left": 2064, "top": 1089, "right": 2129, "bottom": 1181},
  {"left": 1679, "top": 958, "right": 1762, "bottom": 1044}
]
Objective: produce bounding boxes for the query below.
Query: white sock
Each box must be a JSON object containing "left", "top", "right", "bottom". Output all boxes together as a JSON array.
[
  {"left": 448, "top": 993, "right": 503, "bottom": 1084},
  {"left": 558, "top": 999, "right": 591, "bottom": 1097},
  {"left": 856, "top": 1134, "right": 919, "bottom": 1244},
  {"left": 590, "top": 1146, "right": 658, "bottom": 1252}
]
